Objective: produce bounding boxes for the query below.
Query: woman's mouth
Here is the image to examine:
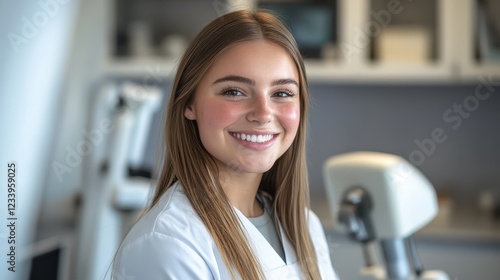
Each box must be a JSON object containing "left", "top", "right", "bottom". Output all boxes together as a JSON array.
[{"left": 230, "top": 132, "right": 275, "bottom": 143}]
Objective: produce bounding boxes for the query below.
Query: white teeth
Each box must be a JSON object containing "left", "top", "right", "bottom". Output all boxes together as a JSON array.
[{"left": 232, "top": 133, "right": 274, "bottom": 143}]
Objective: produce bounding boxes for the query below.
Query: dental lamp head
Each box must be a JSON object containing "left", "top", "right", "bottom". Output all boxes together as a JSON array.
[{"left": 323, "top": 151, "right": 438, "bottom": 240}]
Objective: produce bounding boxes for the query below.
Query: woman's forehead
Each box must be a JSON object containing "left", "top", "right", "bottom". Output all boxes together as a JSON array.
[{"left": 201, "top": 40, "right": 299, "bottom": 85}]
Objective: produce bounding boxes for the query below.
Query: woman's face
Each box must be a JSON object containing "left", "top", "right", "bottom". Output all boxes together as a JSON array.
[{"left": 185, "top": 40, "right": 300, "bottom": 176}]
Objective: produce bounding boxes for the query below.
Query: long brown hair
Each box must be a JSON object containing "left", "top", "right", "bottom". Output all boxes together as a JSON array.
[{"left": 152, "top": 10, "right": 320, "bottom": 279}]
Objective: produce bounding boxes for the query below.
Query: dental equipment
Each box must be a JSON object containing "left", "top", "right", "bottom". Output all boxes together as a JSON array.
[
  {"left": 75, "top": 81, "right": 162, "bottom": 280},
  {"left": 323, "top": 151, "right": 450, "bottom": 280}
]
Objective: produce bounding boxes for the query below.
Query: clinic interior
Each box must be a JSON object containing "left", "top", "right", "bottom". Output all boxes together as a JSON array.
[{"left": 4, "top": 0, "right": 500, "bottom": 280}]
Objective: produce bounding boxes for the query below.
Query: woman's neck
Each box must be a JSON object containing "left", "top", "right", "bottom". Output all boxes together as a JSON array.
[{"left": 219, "top": 171, "right": 264, "bottom": 218}]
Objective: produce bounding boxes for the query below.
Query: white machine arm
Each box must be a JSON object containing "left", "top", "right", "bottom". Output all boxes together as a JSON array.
[{"left": 75, "top": 81, "right": 162, "bottom": 280}]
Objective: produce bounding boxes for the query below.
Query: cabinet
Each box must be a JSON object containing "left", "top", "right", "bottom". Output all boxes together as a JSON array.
[{"left": 102, "top": 0, "right": 500, "bottom": 83}]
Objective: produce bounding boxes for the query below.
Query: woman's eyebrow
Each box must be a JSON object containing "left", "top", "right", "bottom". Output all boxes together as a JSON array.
[
  {"left": 213, "top": 75, "right": 255, "bottom": 85},
  {"left": 213, "top": 75, "right": 299, "bottom": 87},
  {"left": 271, "top": 78, "right": 299, "bottom": 87}
]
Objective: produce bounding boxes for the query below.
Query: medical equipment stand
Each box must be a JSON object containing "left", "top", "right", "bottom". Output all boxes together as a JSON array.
[{"left": 74, "top": 81, "right": 162, "bottom": 280}]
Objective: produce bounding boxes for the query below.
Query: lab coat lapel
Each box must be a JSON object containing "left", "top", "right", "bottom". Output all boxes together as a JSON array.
[
  {"left": 233, "top": 207, "right": 286, "bottom": 271},
  {"left": 277, "top": 219, "right": 298, "bottom": 265}
]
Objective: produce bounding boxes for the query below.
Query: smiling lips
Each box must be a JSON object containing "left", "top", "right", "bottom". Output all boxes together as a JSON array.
[{"left": 230, "top": 132, "right": 275, "bottom": 143}]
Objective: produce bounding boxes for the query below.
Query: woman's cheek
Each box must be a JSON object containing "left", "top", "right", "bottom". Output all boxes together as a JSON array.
[
  {"left": 204, "top": 102, "right": 243, "bottom": 127},
  {"left": 279, "top": 103, "right": 300, "bottom": 132}
]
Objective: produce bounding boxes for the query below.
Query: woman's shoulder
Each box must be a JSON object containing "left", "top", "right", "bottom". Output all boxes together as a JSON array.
[
  {"left": 305, "top": 208, "right": 322, "bottom": 228},
  {"left": 305, "top": 208, "right": 329, "bottom": 243},
  {"left": 305, "top": 208, "right": 339, "bottom": 279},
  {"left": 113, "top": 182, "right": 226, "bottom": 279},
  {"left": 121, "top": 182, "right": 211, "bottom": 249}
]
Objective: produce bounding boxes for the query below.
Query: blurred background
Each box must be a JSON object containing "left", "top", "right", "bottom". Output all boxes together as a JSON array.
[{"left": 1, "top": 0, "right": 499, "bottom": 279}]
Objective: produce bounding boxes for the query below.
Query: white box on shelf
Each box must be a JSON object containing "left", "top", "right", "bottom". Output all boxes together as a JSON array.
[{"left": 376, "top": 25, "right": 432, "bottom": 66}]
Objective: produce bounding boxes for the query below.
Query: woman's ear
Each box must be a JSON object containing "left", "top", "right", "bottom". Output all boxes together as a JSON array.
[{"left": 184, "top": 104, "right": 196, "bottom": 120}]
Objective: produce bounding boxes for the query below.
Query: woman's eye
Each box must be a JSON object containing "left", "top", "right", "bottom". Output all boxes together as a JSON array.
[
  {"left": 273, "top": 90, "right": 295, "bottom": 98},
  {"left": 221, "top": 88, "right": 244, "bottom": 97}
]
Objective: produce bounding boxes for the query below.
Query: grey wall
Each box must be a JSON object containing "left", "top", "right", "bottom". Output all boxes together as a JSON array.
[{"left": 307, "top": 83, "right": 500, "bottom": 206}]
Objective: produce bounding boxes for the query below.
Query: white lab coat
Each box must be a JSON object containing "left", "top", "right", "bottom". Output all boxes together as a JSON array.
[{"left": 112, "top": 182, "right": 339, "bottom": 279}]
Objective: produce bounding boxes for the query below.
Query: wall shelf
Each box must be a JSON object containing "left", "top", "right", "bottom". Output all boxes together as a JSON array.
[
  {"left": 102, "top": 58, "right": 472, "bottom": 84},
  {"left": 102, "top": 0, "right": 500, "bottom": 84},
  {"left": 304, "top": 61, "right": 453, "bottom": 83}
]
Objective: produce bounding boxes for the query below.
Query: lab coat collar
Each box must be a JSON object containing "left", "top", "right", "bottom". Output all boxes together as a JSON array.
[{"left": 233, "top": 206, "right": 298, "bottom": 272}]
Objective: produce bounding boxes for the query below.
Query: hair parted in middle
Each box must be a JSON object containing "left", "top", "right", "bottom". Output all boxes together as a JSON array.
[{"left": 150, "top": 9, "right": 321, "bottom": 280}]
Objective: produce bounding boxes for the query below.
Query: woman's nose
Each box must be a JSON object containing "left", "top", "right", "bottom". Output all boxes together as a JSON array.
[{"left": 247, "top": 95, "right": 273, "bottom": 124}]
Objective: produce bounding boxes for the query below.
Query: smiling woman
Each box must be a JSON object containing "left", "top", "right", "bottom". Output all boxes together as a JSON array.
[{"left": 112, "top": 9, "right": 339, "bottom": 280}]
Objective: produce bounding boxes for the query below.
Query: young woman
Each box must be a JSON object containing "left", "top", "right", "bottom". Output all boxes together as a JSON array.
[{"left": 113, "top": 10, "right": 338, "bottom": 280}]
